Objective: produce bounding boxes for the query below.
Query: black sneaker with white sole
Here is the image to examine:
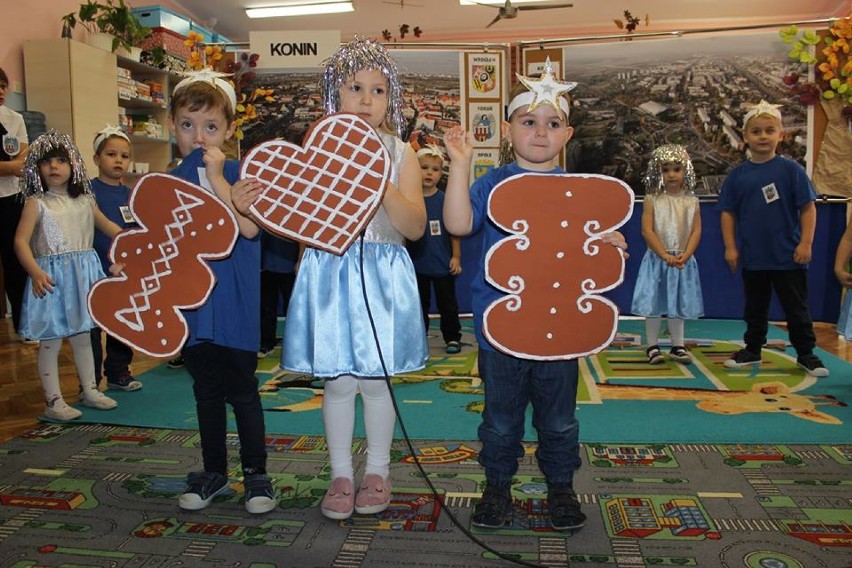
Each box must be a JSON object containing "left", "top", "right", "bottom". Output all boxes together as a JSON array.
[
  {"left": 724, "top": 348, "right": 761, "bottom": 368},
  {"left": 797, "top": 353, "right": 829, "bottom": 377},
  {"left": 244, "top": 473, "right": 277, "bottom": 514},
  {"left": 179, "top": 471, "right": 229, "bottom": 510}
]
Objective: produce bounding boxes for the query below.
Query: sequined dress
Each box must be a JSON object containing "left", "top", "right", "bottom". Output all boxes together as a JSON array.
[
  {"left": 18, "top": 192, "right": 105, "bottom": 339},
  {"left": 630, "top": 192, "right": 704, "bottom": 318},
  {"left": 281, "top": 133, "right": 429, "bottom": 378}
]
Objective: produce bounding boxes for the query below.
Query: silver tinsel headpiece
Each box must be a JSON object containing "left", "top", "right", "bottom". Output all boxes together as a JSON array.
[
  {"left": 20, "top": 129, "right": 92, "bottom": 198},
  {"left": 643, "top": 144, "right": 696, "bottom": 195},
  {"left": 320, "top": 37, "right": 405, "bottom": 137}
]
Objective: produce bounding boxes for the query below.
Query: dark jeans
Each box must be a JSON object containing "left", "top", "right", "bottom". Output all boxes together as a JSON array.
[
  {"left": 0, "top": 194, "right": 27, "bottom": 331},
  {"left": 742, "top": 269, "right": 816, "bottom": 356},
  {"left": 416, "top": 273, "right": 461, "bottom": 343},
  {"left": 184, "top": 343, "right": 267, "bottom": 475},
  {"left": 477, "top": 349, "right": 581, "bottom": 487},
  {"left": 260, "top": 270, "right": 295, "bottom": 350},
  {"left": 91, "top": 327, "right": 134, "bottom": 384}
]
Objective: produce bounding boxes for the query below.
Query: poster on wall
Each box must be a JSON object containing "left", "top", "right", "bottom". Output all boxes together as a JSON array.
[
  {"left": 462, "top": 51, "right": 505, "bottom": 185},
  {"left": 472, "top": 148, "right": 500, "bottom": 181},
  {"left": 467, "top": 102, "right": 501, "bottom": 147},
  {"left": 558, "top": 30, "right": 806, "bottom": 196},
  {"left": 467, "top": 52, "right": 501, "bottom": 99}
]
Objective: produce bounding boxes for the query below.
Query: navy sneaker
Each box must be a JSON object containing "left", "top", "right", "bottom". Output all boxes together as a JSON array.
[
  {"left": 646, "top": 345, "right": 664, "bottom": 365},
  {"left": 471, "top": 485, "right": 513, "bottom": 528},
  {"left": 724, "top": 348, "right": 761, "bottom": 368},
  {"left": 167, "top": 355, "right": 185, "bottom": 369},
  {"left": 547, "top": 484, "right": 586, "bottom": 531},
  {"left": 244, "top": 473, "right": 277, "bottom": 514},
  {"left": 179, "top": 471, "right": 229, "bottom": 510}
]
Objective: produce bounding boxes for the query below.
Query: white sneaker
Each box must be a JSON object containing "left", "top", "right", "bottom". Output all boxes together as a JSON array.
[
  {"left": 81, "top": 389, "right": 118, "bottom": 410},
  {"left": 44, "top": 399, "right": 82, "bottom": 421}
]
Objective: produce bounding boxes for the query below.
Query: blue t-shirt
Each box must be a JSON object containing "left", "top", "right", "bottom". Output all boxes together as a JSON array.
[
  {"left": 91, "top": 177, "right": 134, "bottom": 272},
  {"left": 469, "top": 162, "right": 563, "bottom": 352},
  {"left": 170, "top": 148, "right": 261, "bottom": 352},
  {"left": 261, "top": 232, "right": 299, "bottom": 273},
  {"left": 718, "top": 156, "right": 816, "bottom": 270},
  {"left": 407, "top": 190, "right": 454, "bottom": 277}
]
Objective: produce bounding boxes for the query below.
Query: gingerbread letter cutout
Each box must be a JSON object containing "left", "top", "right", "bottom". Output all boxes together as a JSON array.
[
  {"left": 241, "top": 113, "right": 390, "bottom": 255},
  {"left": 484, "top": 173, "right": 634, "bottom": 360},
  {"left": 88, "top": 173, "right": 239, "bottom": 357}
]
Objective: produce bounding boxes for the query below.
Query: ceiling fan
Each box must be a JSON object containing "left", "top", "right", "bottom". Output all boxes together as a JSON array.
[
  {"left": 470, "top": 0, "right": 574, "bottom": 28},
  {"left": 382, "top": 0, "right": 423, "bottom": 7}
]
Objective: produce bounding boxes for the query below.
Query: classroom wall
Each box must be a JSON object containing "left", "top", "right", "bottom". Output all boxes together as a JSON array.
[{"left": 0, "top": 0, "right": 199, "bottom": 111}]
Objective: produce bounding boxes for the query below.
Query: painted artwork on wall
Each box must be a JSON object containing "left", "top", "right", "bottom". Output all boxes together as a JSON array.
[{"left": 557, "top": 30, "right": 807, "bottom": 195}]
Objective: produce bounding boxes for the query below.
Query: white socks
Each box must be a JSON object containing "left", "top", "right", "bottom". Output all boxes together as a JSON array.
[
  {"left": 645, "top": 317, "right": 686, "bottom": 347},
  {"left": 37, "top": 333, "right": 115, "bottom": 410}
]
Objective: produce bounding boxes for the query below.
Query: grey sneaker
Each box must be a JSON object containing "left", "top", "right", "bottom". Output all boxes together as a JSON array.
[
  {"left": 179, "top": 471, "right": 229, "bottom": 510},
  {"left": 243, "top": 473, "right": 277, "bottom": 514}
]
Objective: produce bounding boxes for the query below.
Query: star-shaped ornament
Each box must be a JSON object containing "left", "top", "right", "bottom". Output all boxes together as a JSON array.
[
  {"left": 747, "top": 100, "right": 783, "bottom": 117},
  {"left": 515, "top": 57, "right": 577, "bottom": 113}
]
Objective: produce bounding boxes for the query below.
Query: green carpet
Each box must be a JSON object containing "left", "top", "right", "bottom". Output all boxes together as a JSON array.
[{"left": 62, "top": 318, "right": 852, "bottom": 444}]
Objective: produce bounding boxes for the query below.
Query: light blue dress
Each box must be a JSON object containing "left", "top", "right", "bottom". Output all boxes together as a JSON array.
[
  {"left": 631, "top": 192, "right": 704, "bottom": 319},
  {"left": 18, "top": 192, "right": 105, "bottom": 340},
  {"left": 838, "top": 291, "right": 852, "bottom": 340},
  {"left": 281, "top": 133, "right": 428, "bottom": 378}
]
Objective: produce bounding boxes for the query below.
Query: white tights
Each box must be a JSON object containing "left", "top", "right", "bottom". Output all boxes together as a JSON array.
[
  {"left": 322, "top": 374, "right": 395, "bottom": 481},
  {"left": 645, "top": 317, "right": 685, "bottom": 347},
  {"left": 38, "top": 333, "right": 97, "bottom": 406}
]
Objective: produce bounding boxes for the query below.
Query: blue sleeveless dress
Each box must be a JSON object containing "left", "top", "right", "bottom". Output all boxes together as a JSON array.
[
  {"left": 630, "top": 192, "right": 704, "bottom": 319},
  {"left": 838, "top": 291, "right": 852, "bottom": 340},
  {"left": 281, "top": 133, "right": 429, "bottom": 378},
  {"left": 18, "top": 192, "right": 105, "bottom": 340}
]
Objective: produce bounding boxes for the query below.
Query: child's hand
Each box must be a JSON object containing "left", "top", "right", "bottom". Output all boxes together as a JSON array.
[
  {"left": 793, "top": 242, "right": 812, "bottom": 265},
  {"left": 202, "top": 145, "right": 226, "bottom": 179},
  {"left": 30, "top": 270, "right": 55, "bottom": 297},
  {"left": 673, "top": 253, "right": 689, "bottom": 269},
  {"left": 232, "top": 178, "right": 264, "bottom": 217},
  {"left": 108, "top": 262, "right": 126, "bottom": 276},
  {"left": 724, "top": 247, "right": 739, "bottom": 272},
  {"left": 443, "top": 127, "right": 473, "bottom": 164},
  {"left": 835, "top": 269, "right": 852, "bottom": 288},
  {"left": 601, "top": 231, "right": 629, "bottom": 259},
  {"left": 449, "top": 256, "right": 462, "bottom": 276}
]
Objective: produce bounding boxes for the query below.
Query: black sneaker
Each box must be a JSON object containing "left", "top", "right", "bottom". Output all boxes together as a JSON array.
[
  {"left": 547, "top": 484, "right": 586, "bottom": 531},
  {"left": 797, "top": 353, "right": 829, "bottom": 378},
  {"left": 724, "top": 348, "right": 761, "bottom": 368},
  {"left": 668, "top": 345, "right": 693, "bottom": 365},
  {"left": 178, "top": 471, "right": 229, "bottom": 510},
  {"left": 167, "top": 355, "right": 185, "bottom": 369},
  {"left": 646, "top": 345, "right": 664, "bottom": 365},
  {"left": 471, "top": 485, "right": 513, "bottom": 528},
  {"left": 107, "top": 373, "right": 142, "bottom": 391},
  {"left": 244, "top": 473, "right": 277, "bottom": 514}
]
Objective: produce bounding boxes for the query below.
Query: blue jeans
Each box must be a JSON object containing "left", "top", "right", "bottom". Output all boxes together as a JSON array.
[{"left": 477, "top": 349, "right": 581, "bottom": 487}]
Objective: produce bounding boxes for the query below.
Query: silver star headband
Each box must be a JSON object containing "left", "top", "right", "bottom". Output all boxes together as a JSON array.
[
  {"left": 93, "top": 124, "right": 131, "bottom": 153},
  {"left": 742, "top": 100, "right": 782, "bottom": 129},
  {"left": 173, "top": 70, "right": 237, "bottom": 112},
  {"left": 508, "top": 57, "right": 576, "bottom": 119}
]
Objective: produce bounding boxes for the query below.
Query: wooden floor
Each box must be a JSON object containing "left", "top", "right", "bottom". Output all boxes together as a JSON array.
[{"left": 1, "top": 317, "right": 849, "bottom": 443}]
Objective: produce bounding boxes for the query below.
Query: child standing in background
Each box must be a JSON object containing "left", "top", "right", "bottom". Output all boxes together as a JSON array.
[
  {"left": 719, "top": 100, "right": 829, "bottom": 378},
  {"left": 167, "top": 71, "right": 276, "bottom": 514},
  {"left": 234, "top": 38, "right": 427, "bottom": 521},
  {"left": 14, "top": 130, "right": 122, "bottom": 421},
  {"left": 834, "top": 220, "right": 852, "bottom": 340},
  {"left": 89, "top": 125, "right": 142, "bottom": 391},
  {"left": 407, "top": 145, "right": 463, "bottom": 354},
  {"left": 631, "top": 144, "right": 703, "bottom": 365}
]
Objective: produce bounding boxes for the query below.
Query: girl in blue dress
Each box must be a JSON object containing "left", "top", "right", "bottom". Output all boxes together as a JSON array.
[
  {"left": 14, "top": 130, "right": 123, "bottom": 421},
  {"left": 631, "top": 144, "right": 704, "bottom": 365},
  {"left": 834, "top": 220, "right": 852, "bottom": 340}
]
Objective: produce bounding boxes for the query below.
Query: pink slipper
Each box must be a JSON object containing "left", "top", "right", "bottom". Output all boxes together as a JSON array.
[
  {"left": 355, "top": 474, "right": 392, "bottom": 515},
  {"left": 320, "top": 477, "right": 354, "bottom": 520}
]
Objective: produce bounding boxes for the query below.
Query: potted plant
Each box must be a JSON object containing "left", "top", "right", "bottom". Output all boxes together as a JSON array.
[{"left": 61, "top": 0, "right": 151, "bottom": 56}]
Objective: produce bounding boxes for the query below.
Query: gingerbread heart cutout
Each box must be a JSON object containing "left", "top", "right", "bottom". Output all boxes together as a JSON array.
[
  {"left": 483, "top": 173, "right": 634, "bottom": 360},
  {"left": 241, "top": 113, "right": 390, "bottom": 255},
  {"left": 88, "top": 173, "right": 239, "bottom": 358}
]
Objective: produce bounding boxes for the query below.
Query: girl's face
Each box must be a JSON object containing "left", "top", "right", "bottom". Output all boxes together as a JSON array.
[
  {"left": 508, "top": 103, "right": 573, "bottom": 171},
  {"left": 338, "top": 69, "right": 389, "bottom": 129},
  {"left": 39, "top": 156, "right": 72, "bottom": 192},
  {"left": 94, "top": 136, "right": 131, "bottom": 183},
  {"left": 419, "top": 156, "right": 442, "bottom": 193},
  {"left": 660, "top": 162, "right": 685, "bottom": 192}
]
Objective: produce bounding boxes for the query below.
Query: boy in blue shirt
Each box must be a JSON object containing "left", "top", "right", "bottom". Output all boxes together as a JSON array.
[
  {"left": 719, "top": 100, "right": 828, "bottom": 378},
  {"left": 168, "top": 71, "right": 276, "bottom": 513}
]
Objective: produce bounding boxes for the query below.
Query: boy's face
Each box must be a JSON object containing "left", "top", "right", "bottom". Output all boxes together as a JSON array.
[
  {"left": 338, "top": 69, "right": 389, "bottom": 130},
  {"left": 170, "top": 104, "right": 236, "bottom": 157},
  {"left": 507, "top": 103, "right": 573, "bottom": 171},
  {"left": 743, "top": 115, "right": 783, "bottom": 161},
  {"left": 94, "top": 137, "right": 131, "bottom": 183},
  {"left": 418, "top": 155, "right": 442, "bottom": 192},
  {"left": 660, "top": 162, "right": 685, "bottom": 192}
]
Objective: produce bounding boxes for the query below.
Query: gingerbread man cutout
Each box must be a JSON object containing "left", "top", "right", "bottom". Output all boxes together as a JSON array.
[{"left": 484, "top": 173, "right": 634, "bottom": 360}]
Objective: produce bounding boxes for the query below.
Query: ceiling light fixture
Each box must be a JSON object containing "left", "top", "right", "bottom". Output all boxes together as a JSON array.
[{"left": 246, "top": 1, "right": 354, "bottom": 19}]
